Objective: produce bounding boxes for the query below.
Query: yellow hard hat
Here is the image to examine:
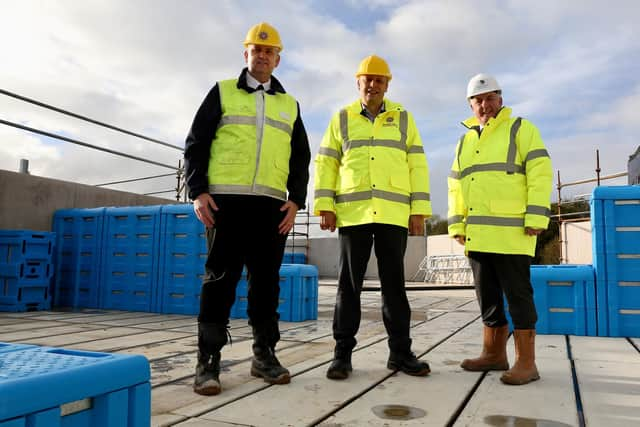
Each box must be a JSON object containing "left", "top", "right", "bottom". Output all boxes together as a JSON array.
[
  {"left": 355, "top": 55, "right": 392, "bottom": 80},
  {"left": 243, "top": 22, "right": 283, "bottom": 51}
]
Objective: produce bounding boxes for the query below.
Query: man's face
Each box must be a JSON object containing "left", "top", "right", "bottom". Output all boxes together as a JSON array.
[
  {"left": 469, "top": 91, "right": 503, "bottom": 125},
  {"left": 357, "top": 75, "right": 389, "bottom": 106},
  {"left": 244, "top": 44, "right": 280, "bottom": 82}
]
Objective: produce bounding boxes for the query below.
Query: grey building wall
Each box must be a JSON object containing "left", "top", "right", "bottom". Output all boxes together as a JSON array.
[{"left": 0, "top": 169, "right": 175, "bottom": 231}]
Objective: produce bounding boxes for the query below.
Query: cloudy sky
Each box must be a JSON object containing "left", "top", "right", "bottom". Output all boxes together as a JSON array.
[{"left": 1, "top": 0, "right": 638, "bottom": 218}]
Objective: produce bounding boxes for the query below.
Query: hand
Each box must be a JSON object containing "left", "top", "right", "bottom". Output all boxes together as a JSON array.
[
  {"left": 525, "top": 227, "right": 544, "bottom": 236},
  {"left": 193, "top": 193, "right": 218, "bottom": 228},
  {"left": 409, "top": 215, "right": 425, "bottom": 236},
  {"left": 320, "top": 211, "right": 337, "bottom": 232},
  {"left": 278, "top": 200, "right": 299, "bottom": 235},
  {"left": 454, "top": 235, "right": 466, "bottom": 245}
]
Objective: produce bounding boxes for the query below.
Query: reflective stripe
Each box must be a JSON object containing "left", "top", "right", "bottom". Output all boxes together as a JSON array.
[
  {"left": 456, "top": 134, "right": 465, "bottom": 169},
  {"left": 339, "top": 109, "right": 349, "bottom": 146},
  {"left": 506, "top": 117, "right": 522, "bottom": 174},
  {"left": 466, "top": 216, "right": 524, "bottom": 227},
  {"left": 345, "top": 139, "right": 369, "bottom": 151},
  {"left": 345, "top": 139, "right": 406, "bottom": 152},
  {"left": 408, "top": 145, "right": 424, "bottom": 154},
  {"left": 399, "top": 110, "right": 408, "bottom": 147},
  {"left": 410, "top": 192, "right": 430, "bottom": 202},
  {"left": 339, "top": 108, "right": 409, "bottom": 153},
  {"left": 373, "top": 139, "right": 405, "bottom": 150},
  {"left": 525, "top": 149, "right": 550, "bottom": 162},
  {"left": 335, "top": 189, "right": 410, "bottom": 205},
  {"left": 318, "top": 146, "right": 341, "bottom": 160},
  {"left": 460, "top": 162, "right": 525, "bottom": 178},
  {"left": 449, "top": 170, "right": 461, "bottom": 179},
  {"left": 219, "top": 115, "right": 291, "bottom": 136},
  {"left": 526, "top": 205, "right": 550, "bottom": 217},
  {"left": 209, "top": 183, "right": 286, "bottom": 200},
  {"left": 265, "top": 117, "right": 292, "bottom": 136},
  {"left": 219, "top": 115, "right": 256, "bottom": 127},
  {"left": 448, "top": 215, "right": 464, "bottom": 225},
  {"left": 315, "top": 189, "right": 336, "bottom": 198}
]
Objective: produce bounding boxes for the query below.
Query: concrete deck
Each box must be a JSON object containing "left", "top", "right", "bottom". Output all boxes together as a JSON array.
[{"left": 1, "top": 284, "right": 639, "bottom": 426}]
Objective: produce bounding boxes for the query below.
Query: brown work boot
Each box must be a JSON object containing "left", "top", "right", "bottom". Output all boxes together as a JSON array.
[
  {"left": 500, "top": 329, "right": 540, "bottom": 385},
  {"left": 461, "top": 325, "right": 509, "bottom": 371}
]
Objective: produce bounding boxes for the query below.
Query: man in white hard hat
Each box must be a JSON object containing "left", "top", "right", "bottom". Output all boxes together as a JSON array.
[
  {"left": 315, "top": 55, "right": 432, "bottom": 380},
  {"left": 184, "top": 22, "right": 311, "bottom": 395},
  {"left": 448, "top": 73, "right": 553, "bottom": 385}
]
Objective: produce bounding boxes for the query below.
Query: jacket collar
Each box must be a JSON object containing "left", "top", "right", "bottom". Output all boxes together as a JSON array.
[
  {"left": 346, "top": 98, "right": 404, "bottom": 114},
  {"left": 236, "top": 67, "right": 286, "bottom": 95},
  {"left": 462, "top": 106, "right": 512, "bottom": 130}
]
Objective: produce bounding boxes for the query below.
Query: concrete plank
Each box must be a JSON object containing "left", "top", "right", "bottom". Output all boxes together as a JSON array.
[
  {"left": 19, "top": 326, "right": 143, "bottom": 346},
  {"left": 0, "top": 323, "right": 105, "bottom": 342},
  {"left": 576, "top": 359, "right": 640, "bottom": 427},
  {"left": 455, "top": 335, "right": 577, "bottom": 427},
  {"left": 570, "top": 335, "right": 640, "bottom": 363}
]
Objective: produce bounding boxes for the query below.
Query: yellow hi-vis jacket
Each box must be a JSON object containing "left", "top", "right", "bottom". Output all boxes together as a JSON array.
[
  {"left": 314, "top": 99, "right": 431, "bottom": 228},
  {"left": 447, "top": 107, "right": 553, "bottom": 256},
  {"left": 207, "top": 79, "right": 299, "bottom": 201}
]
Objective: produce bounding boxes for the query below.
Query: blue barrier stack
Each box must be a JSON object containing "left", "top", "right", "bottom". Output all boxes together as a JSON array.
[
  {"left": 0, "top": 230, "right": 55, "bottom": 312},
  {"left": 591, "top": 186, "right": 640, "bottom": 337},
  {"left": 230, "top": 265, "right": 319, "bottom": 322},
  {"left": 0, "top": 344, "right": 150, "bottom": 426},
  {"left": 100, "top": 206, "right": 162, "bottom": 312},
  {"left": 50, "top": 204, "right": 318, "bottom": 321},
  {"left": 52, "top": 208, "right": 105, "bottom": 308},
  {"left": 157, "top": 205, "right": 206, "bottom": 315}
]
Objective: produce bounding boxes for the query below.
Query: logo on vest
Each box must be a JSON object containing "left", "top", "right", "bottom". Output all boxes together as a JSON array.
[
  {"left": 280, "top": 111, "right": 290, "bottom": 121},
  {"left": 382, "top": 116, "right": 397, "bottom": 128}
]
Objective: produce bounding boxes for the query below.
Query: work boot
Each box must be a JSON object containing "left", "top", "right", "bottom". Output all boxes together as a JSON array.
[
  {"left": 500, "top": 329, "right": 540, "bottom": 385},
  {"left": 193, "top": 322, "right": 228, "bottom": 395},
  {"left": 326, "top": 351, "right": 352, "bottom": 380},
  {"left": 251, "top": 345, "right": 291, "bottom": 384},
  {"left": 193, "top": 351, "right": 221, "bottom": 395},
  {"left": 387, "top": 351, "right": 431, "bottom": 376},
  {"left": 461, "top": 325, "right": 510, "bottom": 371}
]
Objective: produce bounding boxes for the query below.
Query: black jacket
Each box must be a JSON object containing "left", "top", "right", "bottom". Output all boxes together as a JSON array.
[{"left": 184, "top": 68, "right": 311, "bottom": 209}]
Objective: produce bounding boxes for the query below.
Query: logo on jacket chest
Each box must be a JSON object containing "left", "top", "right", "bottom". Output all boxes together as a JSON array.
[{"left": 382, "top": 116, "right": 398, "bottom": 128}]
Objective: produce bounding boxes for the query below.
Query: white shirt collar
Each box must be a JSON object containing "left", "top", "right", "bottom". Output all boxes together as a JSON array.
[{"left": 246, "top": 72, "right": 271, "bottom": 92}]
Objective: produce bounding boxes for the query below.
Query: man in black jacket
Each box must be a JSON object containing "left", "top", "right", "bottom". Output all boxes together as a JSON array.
[{"left": 184, "top": 22, "right": 310, "bottom": 395}]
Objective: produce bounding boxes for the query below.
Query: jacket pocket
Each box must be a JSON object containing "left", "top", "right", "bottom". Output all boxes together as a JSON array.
[
  {"left": 390, "top": 173, "right": 410, "bottom": 192},
  {"left": 490, "top": 199, "right": 526, "bottom": 214}
]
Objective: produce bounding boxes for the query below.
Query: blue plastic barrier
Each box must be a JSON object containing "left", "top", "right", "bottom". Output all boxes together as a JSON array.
[
  {"left": 591, "top": 185, "right": 640, "bottom": 337},
  {"left": 52, "top": 208, "right": 106, "bottom": 309},
  {"left": 156, "top": 205, "right": 206, "bottom": 315},
  {"left": 0, "top": 230, "right": 55, "bottom": 312},
  {"left": 0, "top": 346, "right": 150, "bottom": 426},
  {"left": 100, "top": 206, "right": 162, "bottom": 312}
]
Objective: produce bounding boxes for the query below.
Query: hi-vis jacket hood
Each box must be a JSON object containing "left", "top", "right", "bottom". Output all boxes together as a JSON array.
[
  {"left": 314, "top": 99, "right": 431, "bottom": 228},
  {"left": 447, "top": 107, "right": 553, "bottom": 256}
]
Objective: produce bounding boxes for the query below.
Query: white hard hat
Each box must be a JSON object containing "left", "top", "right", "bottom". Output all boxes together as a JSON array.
[{"left": 467, "top": 73, "right": 501, "bottom": 99}]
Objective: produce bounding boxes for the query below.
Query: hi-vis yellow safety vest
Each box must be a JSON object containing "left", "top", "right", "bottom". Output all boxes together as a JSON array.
[
  {"left": 207, "top": 79, "right": 298, "bottom": 201},
  {"left": 447, "top": 107, "right": 553, "bottom": 256},
  {"left": 314, "top": 99, "right": 431, "bottom": 228}
]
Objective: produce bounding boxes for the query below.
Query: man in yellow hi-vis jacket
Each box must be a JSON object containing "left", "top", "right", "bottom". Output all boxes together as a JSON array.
[
  {"left": 315, "top": 55, "right": 432, "bottom": 380},
  {"left": 184, "top": 22, "right": 310, "bottom": 395},
  {"left": 448, "top": 73, "right": 553, "bottom": 385}
]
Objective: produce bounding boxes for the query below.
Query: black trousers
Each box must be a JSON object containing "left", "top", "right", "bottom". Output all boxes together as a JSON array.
[
  {"left": 198, "top": 195, "right": 287, "bottom": 326},
  {"left": 467, "top": 251, "right": 537, "bottom": 329},
  {"left": 333, "top": 223, "right": 411, "bottom": 355}
]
